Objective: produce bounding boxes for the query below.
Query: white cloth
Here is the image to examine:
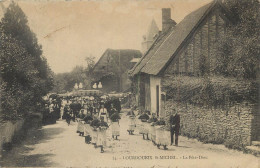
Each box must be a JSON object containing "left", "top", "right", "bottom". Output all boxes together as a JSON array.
[
  {"left": 77, "top": 121, "right": 84, "bottom": 133},
  {"left": 96, "top": 127, "right": 107, "bottom": 147},
  {"left": 91, "top": 127, "right": 98, "bottom": 144},
  {"left": 111, "top": 122, "right": 120, "bottom": 136},
  {"left": 138, "top": 120, "right": 145, "bottom": 134},
  {"left": 155, "top": 126, "right": 170, "bottom": 146},
  {"left": 143, "top": 122, "right": 150, "bottom": 134},
  {"left": 84, "top": 124, "right": 91, "bottom": 136},
  {"left": 99, "top": 108, "right": 108, "bottom": 122},
  {"left": 128, "top": 117, "right": 135, "bottom": 131},
  {"left": 150, "top": 125, "right": 156, "bottom": 141}
]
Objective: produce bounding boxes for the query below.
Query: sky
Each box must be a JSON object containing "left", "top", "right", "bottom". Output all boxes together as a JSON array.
[{"left": 0, "top": 0, "right": 211, "bottom": 74}]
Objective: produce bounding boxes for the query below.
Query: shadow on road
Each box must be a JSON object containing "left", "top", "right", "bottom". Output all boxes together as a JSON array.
[{"left": 0, "top": 125, "right": 65, "bottom": 167}]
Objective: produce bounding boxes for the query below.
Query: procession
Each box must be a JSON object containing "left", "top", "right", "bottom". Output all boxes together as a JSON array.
[
  {"left": 42, "top": 90, "right": 181, "bottom": 153},
  {"left": 0, "top": 0, "right": 259, "bottom": 167}
]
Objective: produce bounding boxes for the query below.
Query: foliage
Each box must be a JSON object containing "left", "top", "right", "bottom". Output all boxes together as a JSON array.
[
  {"left": 162, "top": 75, "right": 257, "bottom": 107},
  {"left": 163, "top": 0, "right": 259, "bottom": 108},
  {"left": 52, "top": 56, "right": 96, "bottom": 93},
  {"left": 0, "top": 2, "right": 53, "bottom": 120},
  {"left": 214, "top": 0, "right": 260, "bottom": 79}
]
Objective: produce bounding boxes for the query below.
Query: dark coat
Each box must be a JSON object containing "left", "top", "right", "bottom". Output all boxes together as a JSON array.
[
  {"left": 148, "top": 117, "right": 158, "bottom": 123},
  {"left": 169, "top": 114, "right": 180, "bottom": 129},
  {"left": 90, "top": 119, "right": 100, "bottom": 127},
  {"left": 110, "top": 113, "right": 121, "bottom": 122},
  {"left": 99, "top": 121, "right": 109, "bottom": 128},
  {"left": 155, "top": 120, "right": 166, "bottom": 126},
  {"left": 138, "top": 113, "right": 150, "bottom": 122},
  {"left": 83, "top": 115, "right": 93, "bottom": 124},
  {"left": 113, "top": 98, "right": 121, "bottom": 113}
]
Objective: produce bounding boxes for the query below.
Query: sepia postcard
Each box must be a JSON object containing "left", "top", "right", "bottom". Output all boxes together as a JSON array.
[{"left": 0, "top": 0, "right": 259, "bottom": 167}]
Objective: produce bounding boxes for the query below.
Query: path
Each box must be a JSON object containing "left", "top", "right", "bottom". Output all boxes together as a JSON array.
[{"left": 0, "top": 109, "right": 258, "bottom": 168}]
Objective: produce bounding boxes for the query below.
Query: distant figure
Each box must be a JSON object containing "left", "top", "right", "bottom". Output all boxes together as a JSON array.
[
  {"left": 110, "top": 112, "right": 121, "bottom": 140},
  {"left": 90, "top": 115, "right": 100, "bottom": 148},
  {"left": 127, "top": 110, "right": 136, "bottom": 135},
  {"left": 83, "top": 114, "right": 93, "bottom": 144},
  {"left": 138, "top": 111, "right": 150, "bottom": 140},
  {"left": 148, "top": 113, "right": 158, "bottom": 144},
  {"left": 97, "top": 116, "right": 109, "bottom": 153},
  {"left": 109, "top": 104, "right": 117, "bottom": 117},
  {"left": 169, "top": 110, "right": 180, "bottom": 146},
  {"left": 113, "top": 98, "right": 121, "bottom": 113},
  {"left": 99, "top": 104, "right": 108, "bottom": 122},
  {"left": 65, "top": 111, "right": 72, "bottom": 126}
]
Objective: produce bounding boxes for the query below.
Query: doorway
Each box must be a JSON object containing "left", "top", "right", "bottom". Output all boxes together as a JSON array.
[{"left": 156, "top": 85, "right": 159, "bottom": 117}]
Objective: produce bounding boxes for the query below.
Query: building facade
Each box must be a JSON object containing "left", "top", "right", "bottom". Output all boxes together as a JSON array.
[
  {"left": 130, "top": 0, "right": 259, "bottom": 147},
  {"left": 93, "top": 49, "right": 142, "bottom": 93}
]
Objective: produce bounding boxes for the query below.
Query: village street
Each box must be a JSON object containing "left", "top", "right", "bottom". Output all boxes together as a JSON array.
[{"left": 0, "top": 109, "right": 258, "bottom": 168}]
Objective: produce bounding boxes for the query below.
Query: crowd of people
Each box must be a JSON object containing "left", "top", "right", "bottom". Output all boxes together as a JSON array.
[
  {"left": 43, "top": 94, "right": 180, "bottom": 153},
  {"left": 43, "top": 95, "right": 122, "bottom": 153}
]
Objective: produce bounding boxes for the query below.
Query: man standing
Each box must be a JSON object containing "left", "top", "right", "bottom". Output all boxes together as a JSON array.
[{"left": 169, "top": 110, "right": 180, "bottom": 146}]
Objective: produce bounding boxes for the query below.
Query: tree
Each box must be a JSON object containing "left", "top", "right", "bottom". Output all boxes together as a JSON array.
[
  {"left": 215, "top": 0, "right": 260, "bottom": 79},
  {"left": 0, "top": 2, "right": 54, "bottom": 119},
  {"left": 52, "top": 56, "right": 96, "bottom": 93}
]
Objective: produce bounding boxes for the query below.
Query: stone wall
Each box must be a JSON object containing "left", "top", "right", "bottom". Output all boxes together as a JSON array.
[{"left": 164, "top": 101, "right": 254, "bottom": 148}]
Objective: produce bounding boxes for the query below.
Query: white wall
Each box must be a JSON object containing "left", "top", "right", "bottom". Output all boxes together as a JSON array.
[{"left": 150, "top": 75, "right": 161, "bottom": 115}]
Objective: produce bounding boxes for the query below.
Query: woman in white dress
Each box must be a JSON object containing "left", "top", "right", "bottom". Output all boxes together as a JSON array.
[{"left": 99, "top": 104, "right": 108, "bottom": 123}]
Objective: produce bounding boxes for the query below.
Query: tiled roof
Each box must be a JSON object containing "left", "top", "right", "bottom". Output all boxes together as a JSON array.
[
  {"left": 93, "top": 48, "right": 142, "bottom": 74},
  {"left": 130, "top": 1, "right": 228, "bottom": 76}
]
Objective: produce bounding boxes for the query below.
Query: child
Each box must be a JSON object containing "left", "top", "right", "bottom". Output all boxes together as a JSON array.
[
  {"left": 148, "top": 113, "right": 158, "bottom": 144},
  {"left": 77, "top": 110, "right": 85, "bottom": 136},
  {"left": 110, "top": 112, "right": 121, "bottom": 140},
  {"left": 155, "top": 118, "right": 170, "bottom": 150},
  {"left": 138, "top": 111, "right": 150, "bottom": 140},
  {"left": 97, "top": 116, "right": 109, "bottom": 153},
  {"left": 90, "top": 115, "right": 100, "bottom": 148},
  {"left": 127, "top": 111, "right": 136, "bottom": 135},
  {"left": 83, "top": 113, "right": 93, "bottom": 144}
]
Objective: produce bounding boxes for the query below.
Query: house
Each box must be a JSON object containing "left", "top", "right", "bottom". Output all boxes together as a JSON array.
[
  {"left": 130, "top": 0, "right": 235, "bottom": 116},
  {"left": 130, "top": 0, "right": 260, "bottom": 147},
  {"left": 92, "top": 49, "right": 142, "bottom": 93}
]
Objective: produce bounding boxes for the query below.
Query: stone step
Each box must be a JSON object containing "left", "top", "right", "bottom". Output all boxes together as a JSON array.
[
  {"left": 245, "top": 146, "right": 260, "bottom": 157},
  {"left": 252, "top": 141, "right": 260, "bottom": 146}
]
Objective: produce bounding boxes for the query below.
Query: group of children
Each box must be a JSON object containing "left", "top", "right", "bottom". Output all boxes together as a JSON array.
[
  {"left": 73, "top": 101, "right": 179, "bottom": 153},
  {"left": 76, "top": 103, "right": 121, "bottom": 153},
  {"left": 127, "top": 109, "right": 172, "bottom": 150}
]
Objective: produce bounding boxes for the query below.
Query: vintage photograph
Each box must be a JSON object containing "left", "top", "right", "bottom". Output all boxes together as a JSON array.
[{"left": 0, "top": 0, "right": 259, "bottom": 167}]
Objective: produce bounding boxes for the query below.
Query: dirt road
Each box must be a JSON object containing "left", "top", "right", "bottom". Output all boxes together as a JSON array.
[{"left": 0, "top": 110, "right": 258, "bottom": 168}]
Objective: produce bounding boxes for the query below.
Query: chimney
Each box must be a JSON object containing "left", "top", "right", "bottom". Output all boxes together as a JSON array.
[{"left": 162, "top": 8, "right": 176, "bottom": 32}]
